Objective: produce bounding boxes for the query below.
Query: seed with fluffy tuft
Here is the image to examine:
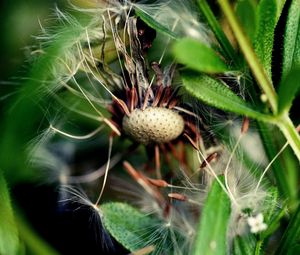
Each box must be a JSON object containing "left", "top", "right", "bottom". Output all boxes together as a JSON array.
[{"left": 122, "top": 107, "right": 185, "bottom": 144}]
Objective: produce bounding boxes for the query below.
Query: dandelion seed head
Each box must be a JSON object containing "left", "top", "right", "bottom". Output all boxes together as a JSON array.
[
  {"left": 27, "top": 1, "right": 282, "bottom": 254},
  {"left": 122, "top": 107, "right": 185, "bottom": 144}
]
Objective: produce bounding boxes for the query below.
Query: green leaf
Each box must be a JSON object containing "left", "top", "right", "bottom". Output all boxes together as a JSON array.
[
  {"left": 197, "top": 0, "right": 239, "bottom": 67},
  {"left": 275, "top": 204, "right": 300, "bottom": 255},
  {"left": 0, "top": 171, "right": 19, "bottom": 255},
  {"left": 254, "top": 0, "right": 286, "bottom": 78},
  {"left": 102, "top": 202, "right": 155, "bottom": 252},
  {"left": 173, "top": 38, "right": 228, "bottom": 73},
  {"left": 102, "top": 202, "right": 189, "bottom": 254},
  {"left": 181, "top": 71, "right": 273, "bottom": 122},
  {"left": 277, "top": 68, "right": 300, "bottom": 114},
  {"left": 233, "top": 235, "right": 256, "bottom": 255},
  {"left": 193, "top": 177, "right": 230, "bottom": 255},
  {"left": 135, "top": 9, "right": 178, "bottom": 39},
  {"left": 263, "top": 188, "right": 279, "bottom": 223},
  {"left": 235, "top": 0, "right": 257, "bottom": 41},
  {"left": 0, "top": 16, "right": 93, "bottom": 183},
  {"left": 282, "top": 0, "right": 300, "bottom": 80},
  {"left": 257, "top": 122, "right": 297, "bottom": 202}
]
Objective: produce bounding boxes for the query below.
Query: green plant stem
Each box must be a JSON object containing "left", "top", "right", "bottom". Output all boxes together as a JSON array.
[
  {"left": 218, "top": 0, "right": 277, "bottom": 113},
  {"left": 277, "top": 114, "right": 300, "bottom": 162},
  {"left": 197, "top": 0, "right": 238, "bottom": 67},
  {"left": 254, "top": 239, "right": 263, "bottom": 255}
]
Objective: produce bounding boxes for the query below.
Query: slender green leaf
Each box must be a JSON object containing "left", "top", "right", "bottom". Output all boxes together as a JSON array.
[
  {"left": 257, "top": 122, "right": 297, "bottom": 201},
  {"left": 181, "top": 71, "right": 273, "bottom": 122},
  {"left": 282, "top": 0, "right": 300, "bottom": 80},
  {"left": 278, "top": 68, "right": 300, "bottom": 114},
  {"left": 254, "top": 0, "right": 286, "bottom": 78},
  {"left": 235, "top": 0, "right": 257, "bottom": 41},
  {"left": 0, "top": 171, "right": 19, "bottom": 255},
  {"left": 135, "top": 9, "right": 178, "bottom": 39},
  {"left": 287, "top": 245, "right": 300, "bottom": 255},
  {"left": 262, "top": 204, "right": 286, "bottom": 239},
  {"left": 193, "top": 177, "right": 230, "bottom": 255},
  {"left": 173, "top": 38, "right": 228, "bottom": 73},
  {"left": 277, "top": 114, "right": 300, "bottom": 164},
  {"left": 275, "top": 204, "right": 300, "bottom": 255},
  {"left": 233, "top": 235, "right": 256, "bottom": 255},
  {"left": 263, "top": 188, "right": 279, "bottom": 223},
  {"left": 197, "top": 0, "right": 239, "bottom": 67}
]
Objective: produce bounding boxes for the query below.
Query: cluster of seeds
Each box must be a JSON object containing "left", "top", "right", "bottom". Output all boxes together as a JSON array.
[{"left": 122, "top": 107, "right": 185, "bottom": 144}]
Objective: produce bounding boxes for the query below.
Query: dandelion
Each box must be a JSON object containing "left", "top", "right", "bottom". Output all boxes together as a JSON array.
[
  {"left": 30, "top": 0, "right": 211, "bottom": 198},
  {"left": 25, "top": 1, "right": 293, "bottom": 254}
]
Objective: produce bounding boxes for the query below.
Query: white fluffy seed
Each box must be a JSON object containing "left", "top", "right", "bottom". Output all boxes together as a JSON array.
[{"left": 122, "top": 107, "right": 185, "bottom": 144}]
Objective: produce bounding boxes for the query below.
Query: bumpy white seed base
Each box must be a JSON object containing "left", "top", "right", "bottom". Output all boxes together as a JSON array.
[{"left": 122, "top": 107, "right": 185, "bottom": 144}]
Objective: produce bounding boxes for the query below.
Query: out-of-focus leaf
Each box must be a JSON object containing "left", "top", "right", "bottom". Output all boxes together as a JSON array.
[
  {"left": 193, "top": 177, "right": 230, "bottom": 255},
  {"left": 181, "top": 71, "right": 273, "bottom": 122},
  {"left": 257, "top": 122, "right": 298, "bottom": 202},
  {"left": 197, "top": 0, "right": 239, "bottom": 66},
  {"left": 173, "top": 38, "right": 228, "bottom": 73},
  {"left": 276, "top": 204, "right": 300, "bottom": 255},
  {"left": 282, "top": 0, "right": 300, "bottom": 80},
  {"left": 135, "top": 9, "right": 178, "bottom": 39},
  {"left": 233, "top": 235, "right": 256, "bottom": 255},
  {"left": 0, "top": 171, "right": 19, "bottom": 255},
  {"left": 236, "top": 0, "right": 257, "bottom": 41},
  {"left": 277, "top": 69, "right": 300, "bottom": 114},
  {"left": 70, "top": 0, "right": 106, "bottom": 8},
  {"left": 0, "top": 16, "right": 93, "bottom": 183},
  {"left": 254, "top": 0, "right": 286, "bottom": 78}
]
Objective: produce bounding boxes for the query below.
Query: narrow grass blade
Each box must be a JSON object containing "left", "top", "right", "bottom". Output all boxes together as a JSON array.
[
  {"left": 233, "top": 235, "right": 256, "bottom": 255},
  {"left": 275, "top": 204, "right": 300, "bottom": 255},
  {"left": 254, "top": 0, "right": 286, "bottom": 78},
  {"left": 257, "top": 122, "right": 298, "bottom": 202},
  {"left": 0, "top": 171, "right": 19, "bottom": 255},
  {"left": 197, "top": 0, "right": 239, "bottom": 67},
  {"left": 193, "top": 177, "right": 230, "bottom": 255},
  {"left": 235, "top": 0, "right": 257, "bottom": 41},
  {"left": 173, "top": 38, "right": 229, "bottom": 73},
  {"left": 282, "top": 0, "right": 300, "bottom": 80},
  {"left": 277, "top": 68, "right": 300, "bottom": 114}
]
